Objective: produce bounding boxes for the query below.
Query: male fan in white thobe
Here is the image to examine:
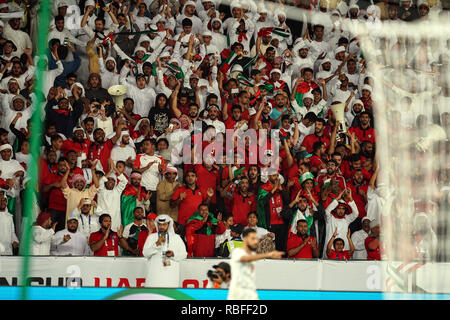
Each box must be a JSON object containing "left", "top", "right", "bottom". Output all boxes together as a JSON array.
[{"left": 142, "top": 214, "right": 187, "bottom": 288}]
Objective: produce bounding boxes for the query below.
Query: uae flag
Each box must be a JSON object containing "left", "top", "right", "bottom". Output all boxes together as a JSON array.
[
  {"left": 164, "top": 62, "right": 184, "bottom": 79},
  {"left": 256, "top": 182, "right": 274, "bottom": 229},
  {"left": 237, "top": 74, "right": 253, "bottom": 87},
  {"left": 219, "top": 49, "right": 238, "bottom": 74},
  {"left": 257, "top": 27, "right": 291, "bottom": 38},
  {"left": 294, "top": 81, "right": 318, "bottom": 107},
  {"left": 121, "top": 185, "right": 148, "bottom": 227}
]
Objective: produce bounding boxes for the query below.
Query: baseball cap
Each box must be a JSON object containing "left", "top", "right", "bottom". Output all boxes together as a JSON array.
[
  {"left": 295, "top": 150, "right": 312, "bottom": 159},
  {"left": 213, "top": 262, "right": 231, "bottom": 274}
]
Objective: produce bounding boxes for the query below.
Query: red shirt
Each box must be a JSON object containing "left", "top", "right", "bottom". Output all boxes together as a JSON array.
[
  {"left": 172, "top": 185, "right": 208, "bottom": 225},
  {"left": 327, "top": 249, "right": 350, "bottom": 260},
  {"left": 231, "top": 190, "right": 256, "bottom": 226},
  {"left": 61, "top": 139, "right": 91, "bottom": 156},
  {"left": 194, "top": 164, "right": 219, "bottom": 204},
  {"left": 309, "top": 155, "right": 325, "bottom": 171},
  {"left": 89, "top": 230, "right": 120, "bottom": 256},
  {"left": 365, "top": 236, "right": 381, "bottom": 260},
  {"left": 43, "top": 173, "right": 67, "bottom": 212},
  {"left": 279, "top": 148, "right": 298, "bottom": 179},
  {"left": 224, "top": 117, "right": 238, "bottom": 130},
  {"left": 87, "top": 139, "right": 115, "bottom": 173},
  {"left": 287, "top": 233, "right": 317, "bottom": 259},
  {"left": 348, "top": 126, "right": 376, "bottom": 144},
  {"left": 348, "top": 182, "right": 369, "bottom": 218},
  {"left": 301, "top": 134, "right": 330, "bottom": 154},
  {"left": 269, "top": 191, "right": 284, "bottom": 225}
]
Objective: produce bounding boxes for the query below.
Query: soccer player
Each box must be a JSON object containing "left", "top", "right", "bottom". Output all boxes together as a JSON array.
[{"left": 227, "top": 228, "right": 284, "bottom": 300}]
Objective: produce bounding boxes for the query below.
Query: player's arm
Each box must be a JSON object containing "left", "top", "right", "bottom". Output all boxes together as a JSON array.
[{"left": 239, "top": 250, "right": 284, "bottom": 262}]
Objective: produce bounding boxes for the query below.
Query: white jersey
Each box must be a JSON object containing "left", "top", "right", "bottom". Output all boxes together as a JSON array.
[{"left": 227, "top": 247, "right": 259, "bottom": 300}]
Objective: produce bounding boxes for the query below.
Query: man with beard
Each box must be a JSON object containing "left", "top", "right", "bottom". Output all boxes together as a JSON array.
[
  {"left": 247, "top": 165, "right": 261, "bottom": 195},
  {"left": 3, "top": 17, "right": 32, "bottom": 56},
  {"left": 287, "top": 219, "right": 320, "bottom": 259},
  {"left": 228, "top": 228, "right": 284, "bottom": 300},
  {"left": 171, "top": 170, "right": 212, "bottom": 226},
  {"left": 89, "top": 214, "right": 125, "bottom": 257},
  {"left": 121, "top": 172, "right": 152, "bottom": 227},
  {"left": 82, "top": 117, "right": 95, "bottom": 142},
  {"left": 118, "top": 61, "right": 157, "bottom": 117},
  {"left": 110, "top": 130, "right": 136, "bottom": 176},
  {"left": 251, "top": 99, "right": 273, "bottom": 129},
  {"left": 87, "top": 123, "right": 124, "bottom": 173},
  {"left": 120, "top": 207, "right": 146, "bottom": 256},
  {"left": 156, "top": 165, "right": 181, "bottom": 222},
  {"left": 210, "top": 18, "right": 227, "bottom": 54},
  {"left": 347, "top": 169, "right": 369, "bottom": 233},
  {"left": 48, "top": 15, "right": 86, "bottom": 48},
  {"left": 348, "top": 111, "right": 376, "bottom": 144},
  {"left": 99, "top": 56, "right": 119, "bottom": 89},
  {"left": 116, "top": 98, "right": 140, "bottom": 133},
  {"left": 261, "top": 46, "right": 276, "bottom": 76},
  {"left": 61, "top": 127, "right": 91, "bottom": 157},
  {"left": 387, "top": 4, "right": 399, "bottom": 21},
  {"left": 317, "top": 159, "right": 346, "bottom": 192},
  {"left": 301, "top": 118, "right": 330, "bottom": 154},
  {"left": 256, "top": 169, "right": 293, "bottom": 251},
  {"left": 85, "top": 73, "right": 113, "bottom": 103},
  {"left": 45, "top": 87, "right": 84, "bottom": 138},
  {"left": 51, "top": 212, "right": 90, "bottom": 256},
  {"left": 61, "top": 160, "right": 99, "bottom": 226},
  {"left": 324, "top": 188, "right": 359, "bottom": 256},
  {"left": 97, "top": 159, "right": 128, "bottom": 232},
  {"left": 143, "top": 214, "right": 187, "bottom": 287},
  {"left": 0, "top": 61, "right": 28, "bottom": 90},
  {"left": 42, "top": 158, "right": 71, "bottom": 232},
  {"left": 203, "top": 104, "right": 225, "bottom": 134},
  {"left": 226, "top": 176, "right": 256, "bottom": 226},
  {"left": 310, "top": 24, "right": 331, "bottom": 61},
  {"left": 81, "top": 5, "right": 120, "bottom": 47},
  {"left": 270, "top": 92, "right": 293, "bottom": 129},
  {"left": 72, "top": 198, "right": 101, "bottom": 241}
]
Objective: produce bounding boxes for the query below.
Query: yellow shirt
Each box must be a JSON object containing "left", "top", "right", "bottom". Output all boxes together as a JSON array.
[
  {"left": 156, "top": 180, "right": 181, "bottom": 222},
  {"left": 62, "top": 185, "right": 98, "bottom": 226},
  {"left": 86, "top": 42, "right": 100, "bottom": 74}
]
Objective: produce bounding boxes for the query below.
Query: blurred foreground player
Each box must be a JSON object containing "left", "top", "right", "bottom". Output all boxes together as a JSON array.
[{"left": 227, "top": 228, "right": 284, "bottom": 300}]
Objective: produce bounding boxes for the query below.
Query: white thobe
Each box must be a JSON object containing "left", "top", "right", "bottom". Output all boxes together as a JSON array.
[
  {"left": 0, "top": 159, "right": 25, "bottom": 179},
  {"left": 3, "top": 23, "right": 32, "bottom": 57},
  {"left": 142, "top": 231, "right": 187, "bottom": 288},
  {"left": 119, "top": 66, "right": 156, "bottom": 117},
  {"left": 31, "top": 226, "right": 55, "bottom": 255},
  {"left": 324, "top": 199, "right": 359, "bottom": 256},
  {"left": 351, "top": 229, "right": 369, "bottom": 260},
  {"left": 0, "top": 210, "right": 19, "bottom": 255},
  {"left": 51, "top": 229, "right": 90, "bottom": 256},
  {"left": 96, "top": 174, "right": 128, "bottom": 232}
]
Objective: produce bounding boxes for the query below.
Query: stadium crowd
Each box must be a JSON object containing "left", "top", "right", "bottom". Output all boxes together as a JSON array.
[{"left": 0, "top": 0, "right": 448, "bottom": 263}]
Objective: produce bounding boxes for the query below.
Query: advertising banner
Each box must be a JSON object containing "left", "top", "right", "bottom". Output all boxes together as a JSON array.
[{"left": 0, "top": 257, "right": 448, "bottom": 293}]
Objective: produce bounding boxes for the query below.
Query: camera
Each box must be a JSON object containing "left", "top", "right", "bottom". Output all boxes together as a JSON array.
[{"left": 207, "top": 270, "right": 222, "bottom": 280}]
